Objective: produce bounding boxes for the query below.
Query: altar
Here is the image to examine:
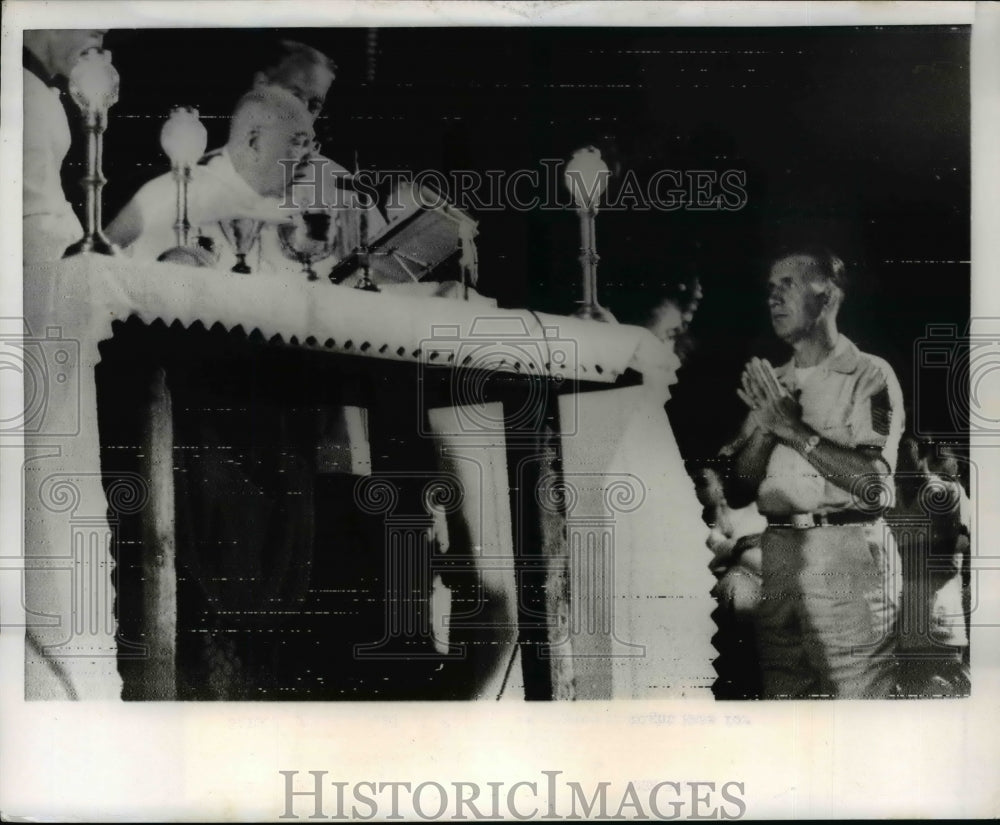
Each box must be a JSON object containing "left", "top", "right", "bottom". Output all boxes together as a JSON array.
[{"left": 18, "top": 255, "right": 715, "bottom": 700}]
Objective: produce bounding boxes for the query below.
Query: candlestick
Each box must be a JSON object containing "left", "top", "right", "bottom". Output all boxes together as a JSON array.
[
  {"left": 159, "top": 106, "right": 208, "bottom": 250},
  {"left": 63, "top": 48, "right": 120, "bottom": 257},
  {"left": 564, "top": 147, "right": 615, "bottom": 322}
]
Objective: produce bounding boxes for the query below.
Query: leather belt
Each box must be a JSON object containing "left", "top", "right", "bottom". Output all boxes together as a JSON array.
[{"left": 765, "top": 510, "right": 879, "bottom": 529}]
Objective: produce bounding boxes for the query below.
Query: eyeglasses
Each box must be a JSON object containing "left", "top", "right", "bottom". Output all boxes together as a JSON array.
[{"left": 285, "top": 132, "right": 315, "bottom": 152}]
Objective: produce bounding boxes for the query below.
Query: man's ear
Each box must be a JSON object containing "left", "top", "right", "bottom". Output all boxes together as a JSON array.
[
  {"left": 818, "top": 286, "right": 838, "bottom": 310},
  {"left": 247, "top": 127, "right": 261, "bottom": 152},
  {"left": 825, "top": 284, "right": 844, "bottom": 313}
]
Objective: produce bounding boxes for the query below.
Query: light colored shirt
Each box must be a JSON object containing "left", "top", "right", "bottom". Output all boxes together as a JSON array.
[
  {"left": 23, "top": 68, "right": 83, "bottom": 263},
  {"left": 755, "top": 335, "right": 905, "bottom": 515},
  {"left": 117, "top": 149, "right": 386, "bottom": 279},
  {"left": 119, "top": 149, "right": 293, "bottom": 271}
]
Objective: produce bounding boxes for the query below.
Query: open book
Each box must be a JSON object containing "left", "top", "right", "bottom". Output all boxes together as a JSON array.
[{"left": 329, "top": 181, "right": 479, "bottom": 287}]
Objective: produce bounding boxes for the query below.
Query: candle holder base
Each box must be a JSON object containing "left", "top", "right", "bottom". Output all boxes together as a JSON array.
[
  {"left": 354, "top": 277, "right": 381, "bottom": 293},
  {"left": 354, "top": 266, "right": 380, "bottom": 292},
  {"left": 63, "top": 234, "right": 119, "bottom": 258},
  {"left": 155, "top": 245, "right": 216, "bottom": 268},
  {"left": 573, "top": 302, "right": 617, "bottom": 323}
]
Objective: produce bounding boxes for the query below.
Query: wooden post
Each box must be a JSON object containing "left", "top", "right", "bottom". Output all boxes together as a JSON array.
[{"left": 138, "top": 367, "right": 177, "bottom": 699}]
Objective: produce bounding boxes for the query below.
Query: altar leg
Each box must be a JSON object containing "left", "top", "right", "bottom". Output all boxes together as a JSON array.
[{"left": 137, "top": 368, "right": 177, "bottom": 699}]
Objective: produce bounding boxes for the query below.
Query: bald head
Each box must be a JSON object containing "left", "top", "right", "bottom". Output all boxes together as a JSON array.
[
  {"left": 226, "top": 87, "right": 314, "bottom": 197},
  {"left": 228, "top": 87, "right": 312, "bottom": 147}
]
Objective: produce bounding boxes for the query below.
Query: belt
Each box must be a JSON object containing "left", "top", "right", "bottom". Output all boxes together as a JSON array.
[{"left": 765, "top": 510, "right": 880, "bottom": 529}]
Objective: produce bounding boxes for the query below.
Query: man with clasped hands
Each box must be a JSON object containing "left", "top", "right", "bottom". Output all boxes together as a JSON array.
[{"left": 722, "top": 248, "right": 904, "bottom": 698}]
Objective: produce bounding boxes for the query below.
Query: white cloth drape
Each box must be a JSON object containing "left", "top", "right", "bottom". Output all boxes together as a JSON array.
[
  {"left": 558, "top": 384, "right": 715, "bottom": 698},
  {"left": 21, "top": 255, "right": 694, "bottom": 699}
]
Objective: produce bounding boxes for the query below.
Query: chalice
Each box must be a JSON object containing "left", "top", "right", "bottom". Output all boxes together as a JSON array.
[
  {"left": 277, "top": 208, "right": 341, "bottom": 281},
  {"left": 218, "top": 218, "right": 263, "bottom": 274}
]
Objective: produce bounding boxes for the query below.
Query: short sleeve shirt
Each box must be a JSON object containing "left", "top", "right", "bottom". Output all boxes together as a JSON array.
[
  {"left": 755, "top": 335, "right": 905, "bottom": 515},
  {"left": 120, "top": 149, "right": 385, "bottom": 277},
  {"left": 23, "top": 66, "right": 83, "bottom": 263}
]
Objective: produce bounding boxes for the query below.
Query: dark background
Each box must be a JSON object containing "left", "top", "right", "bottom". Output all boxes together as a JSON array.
[{"left": 64, "top": 25, "right": 969, "bottom": 464}]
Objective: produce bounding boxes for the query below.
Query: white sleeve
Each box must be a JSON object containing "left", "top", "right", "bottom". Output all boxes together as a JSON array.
[
  {"left": 111, "top": 175, "right": 177, "bottom": 261},
  {"left": 23, "top": 75, "right": 82, "bottom": 261},
  {"left": 850, "top": 356, "right": 905, "bottom": 473}
]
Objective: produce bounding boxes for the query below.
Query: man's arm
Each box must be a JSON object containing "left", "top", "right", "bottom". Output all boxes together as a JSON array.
[
  {"left": 743, "top": 358, "right": 898, "bottom": 505},
  {"left": 105, "top": 173, "right": 174, "bottom": 250},
  {"left": 725, "top": 426, "right": 776, "bottom": 509},
  {"left": 719, "top": 410, "right": 776, "bottom": 509},
  {"left": 105, "top": 198, "right": 145, "bottom": 249},
  {"left": 782, "top": 423, "right": 891, "bottom": 497}
]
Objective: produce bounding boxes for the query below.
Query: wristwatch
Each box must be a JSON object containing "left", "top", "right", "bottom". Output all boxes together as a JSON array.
[{"left": 801, "top": 433, "right": 821, "bottom": 455}]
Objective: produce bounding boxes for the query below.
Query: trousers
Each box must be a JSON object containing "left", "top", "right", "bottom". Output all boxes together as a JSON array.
[{"left": 756, "top": 521, "right": 901, "bottom": 698}]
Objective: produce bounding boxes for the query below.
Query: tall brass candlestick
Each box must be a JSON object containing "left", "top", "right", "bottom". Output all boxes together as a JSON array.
[
  {"left": 564, "top": 146, "right": 615, "bottom": 322},
  {"left": 159, "top": 107, "right": 208, "bottom": 251},
  {"left": 175, "top": 166, "right": 190, "bottom": 249},
  {"left": 63, "top": 48, "right": 120, "bottom": 257},
  {"left": 577, "top": 205, "right": 599, "bottom": 316}
]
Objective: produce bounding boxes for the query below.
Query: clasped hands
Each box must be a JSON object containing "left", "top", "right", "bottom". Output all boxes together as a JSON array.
[
  {"left": 737, "top": 356, "right": 889, "bottom": 447},
  {"left": 736, "top": 357, "right": 806, "bottom": 444}
]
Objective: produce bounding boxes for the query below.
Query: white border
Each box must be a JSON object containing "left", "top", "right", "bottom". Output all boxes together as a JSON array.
[
  {"left": 0, "top": 1, "right": 981, "bottom": 29},
  {"left": 1, "top": 2, "right": 997, "bottom": 821}
]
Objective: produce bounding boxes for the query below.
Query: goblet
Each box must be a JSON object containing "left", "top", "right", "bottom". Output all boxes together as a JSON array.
[
  {"left": 276, "top": 209, "right": 340, "bottom": 281},
  {"left": 218, "top": 218, "right": 263, "bottom": 274}
]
